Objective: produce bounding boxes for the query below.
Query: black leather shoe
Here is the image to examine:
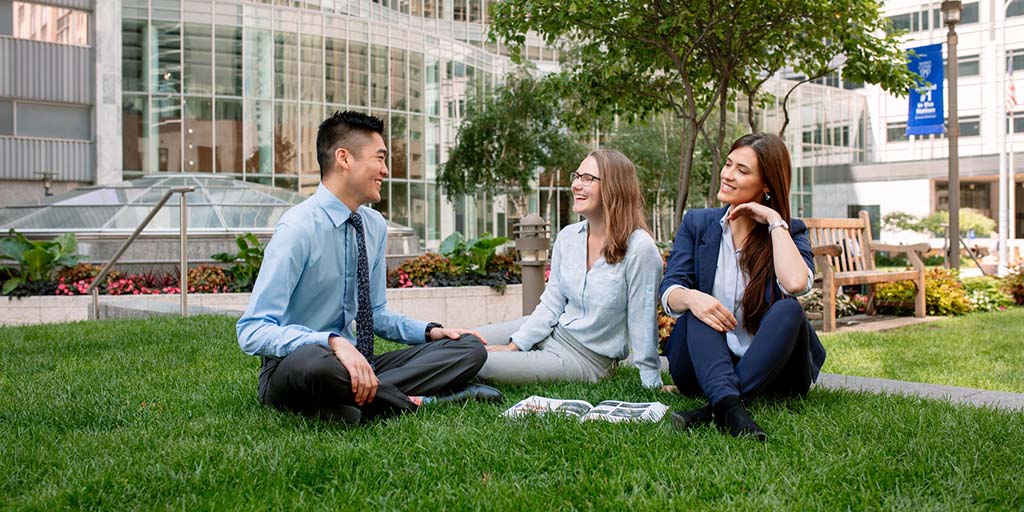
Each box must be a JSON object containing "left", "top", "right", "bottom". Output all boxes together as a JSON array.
[
  {"left": 670, "top": 403, "right": 713, "bottom": 432},
  {"left": 433, "top": 383, "right": 504, "bottom": 404},
  {"left": 713, "top": 398, "right": 767, "bottom": 442}
]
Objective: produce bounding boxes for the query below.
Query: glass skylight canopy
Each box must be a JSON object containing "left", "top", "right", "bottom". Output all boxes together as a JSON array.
[{"left": 0, "top": 174, "right": 308, "bottom": 233}]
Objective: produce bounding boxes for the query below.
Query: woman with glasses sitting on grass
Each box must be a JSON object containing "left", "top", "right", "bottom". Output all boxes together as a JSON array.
[
  {"left": 660, "top": 133, "right": 825, "bottom": 441},
  {"left": 473, "top": 149, "right": 664, "bottom": 389}
]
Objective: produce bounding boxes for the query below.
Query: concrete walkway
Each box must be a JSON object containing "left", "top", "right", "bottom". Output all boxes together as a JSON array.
[{"left": 815, "top": 373, "right": 1024, "bottom": 410}]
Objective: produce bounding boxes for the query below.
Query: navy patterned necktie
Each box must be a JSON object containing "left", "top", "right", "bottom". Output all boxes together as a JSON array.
[{"left": 348, "top": 212, "right": 374, "bottom": 366}]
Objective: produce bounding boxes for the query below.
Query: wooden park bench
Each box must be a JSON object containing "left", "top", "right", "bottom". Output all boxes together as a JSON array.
[{"left": 804, "top": 210, "right": 928, "bottom": 333}]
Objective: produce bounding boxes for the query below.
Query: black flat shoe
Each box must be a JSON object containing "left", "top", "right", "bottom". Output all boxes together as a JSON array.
[
  {"left": 713, "top": 397, "right": 767, "bottom": 442},
  {"left": 434, "top": 383, "right": 504, "bottom": 404},
  {"left": 670, "top": 403, "right": 713, "bottom": 432}
]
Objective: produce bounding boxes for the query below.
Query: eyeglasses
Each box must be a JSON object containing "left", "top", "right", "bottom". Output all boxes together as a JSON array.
[{"left": 570, "top": 172, "right": 601, "bottom": 187}]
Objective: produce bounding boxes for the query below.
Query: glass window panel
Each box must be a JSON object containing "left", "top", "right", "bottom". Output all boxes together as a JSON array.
[
  {"left": 301, "top": 103, "right": 322, "bottom": 180},
  {"left": 1010, "top": 50, "right": 1024, "bottom": 72},
  {"left": 122, "top": 95, "right": 148, "bottom": 171},
  {"left": 152, "top": 95, "right": 182, "bottom": 171},
  {"left": 409, "top": 115, "right": 424, "bottom": 179},
  {"left": 348, "top": 41, "right": 369, "bottom": 107},
  {"left": 0, "top": 207, "right": 44, "bottom": 227},
  {"left": 425, "top": 116, "right": 439, "bottom": 179},
  {"left": 558, "top": 189, "right": 572, "bottom": 232},
  {"left": 274, "top": 102, "right": 299, "bottom": 174},
  {"left": 959, "top": 55, "right": 979, "bottom": 77},
  {"left": 244, "top": 28, "right": 274, "bottom": 98},
  {"left": 215, "top": 26, "right": 243, "bottom": 96},
  {"left": 1010, "top": 0, "right": 1024, "bottom": 17},
  {"left": 961, "top": 116, "right": 981, "bottom": 137},
  {"left": 453, "top": 0, "right": 465, "bottom": 21},
  {"left": 468, "top": 0, "right": 481, "bottom": 22},
  {"left": 183, "top": 23, "right": 212, "bottom": 94},
  {"left": 152, "top": 0, "right": 180, "bottom": 21},
  {"left": 131, "top": 188, "right": 207, "bottom": 204},
  {"left": 215, "top": 99, "right": 243, "bottom": 173},
  {"left": 300, "top": 34, "right": 324, "bottom": 102},
  {"left": 409, "top": 52, "right": 424, "bottom": 113},
  {"left": 184, "top": 97, "right": 214, "bottom": 172},
  {"left": 220, "top": 206, "right": 288, "bottom": 228},
  {"left": 109, "top": 206, "right": 222, "bottom": 230},
  {"left": 427, "top": 183, "right": 439, "bottom": 241},
  {"left": 961, "top": 2, "right": 978, "bottom": 24},
  {"left": 11, "top": 2, "right": 89, "bottom": 45},
  {"left": 1, "top": 0, "right": 12, "bottom": 36},
  {"left": 372, "top": 179, "right": 389, "bottom": 217},
  {"left": 0, "top": 100, "right": 12, "bottom": 136},
  {"left": 16, "top": 103, "right": 90, "bottom": 140},
  {"left": 390, "top": 48, "right": 407, "bottom": 110},
  {"left": 245, "top": 100, "right": 274, "bottom": 176},
  {"left": 425, "top": 56, "right": 440, "bottom": 116},
  {"left": 122, "top": 20, "right": 146, "bottom": 92},
  {"left": 275, "top": 31, "right": 299, "bottom": 99},
  {"left": 325, "top": 37, "right": 348, "bottom": 104},
  {"left": 389, "top": 113, "right": 407, "bottom": 179},
  {"left": 410, "top": 182, "right": 426, "bottom": 243},
  {"left": 391, "top": 181, "right": 408, "bottom": 226},
  {"left": 1014, "top": 114, "right": 1024, "bottom": 134},
  {"left": 370, "top": 44, "right": 389, "bottom": 109},
  {"left": 8, "top": 206, "right": 122, "bottom": 230},
  {"left": 151, "top": 22, "right": 182, "bottom": 94}
]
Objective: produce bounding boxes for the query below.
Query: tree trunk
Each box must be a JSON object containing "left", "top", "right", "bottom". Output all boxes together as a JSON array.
[
  {"left": 746, "top": 92, "right": 758, "bottom": 133},
  {"left": 705, "top": 90, "right": 730, "bottom": 206},
  {"left": 674, "top": 120, "right": 699, "bottom": 224}
]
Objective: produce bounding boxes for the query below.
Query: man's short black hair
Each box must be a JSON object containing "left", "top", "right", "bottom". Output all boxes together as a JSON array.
[{"left": 316, "top": 111, "right": 385, "bottom": 178}]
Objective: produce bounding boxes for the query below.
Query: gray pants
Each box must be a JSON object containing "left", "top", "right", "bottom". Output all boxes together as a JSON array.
[{"left": 475, "top": 317, "right": 617, "bottom": 385}]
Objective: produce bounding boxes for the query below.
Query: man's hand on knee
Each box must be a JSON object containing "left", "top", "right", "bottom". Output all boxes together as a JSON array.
[
  {"left": 428, "top": 327, "right": 488, "bottom": 345},
  {"left": 329, "top": 336, "right": 378, "bottom": 406}
]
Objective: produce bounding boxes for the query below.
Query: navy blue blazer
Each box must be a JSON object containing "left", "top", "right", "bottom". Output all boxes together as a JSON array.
[{"left": 660, "top": 206, "right": 826, "bottom": 380}]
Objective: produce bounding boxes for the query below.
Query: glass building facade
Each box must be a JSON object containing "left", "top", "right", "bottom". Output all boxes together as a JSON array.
[{"left": 117, "top": 0, "right": 551, "bottom": 247}]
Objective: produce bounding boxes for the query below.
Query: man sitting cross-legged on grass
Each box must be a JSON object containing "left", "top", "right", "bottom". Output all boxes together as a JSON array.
[{"left": 237, "top": 111, "right": 502, "bottom": 425}]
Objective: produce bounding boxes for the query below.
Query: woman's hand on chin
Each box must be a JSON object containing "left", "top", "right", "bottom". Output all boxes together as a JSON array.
[{"left": 728, "top": 202, "right": 782, "bottom": 225}]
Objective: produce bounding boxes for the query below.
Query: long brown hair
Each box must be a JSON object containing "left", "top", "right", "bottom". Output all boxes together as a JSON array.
[
  {"left": 733, "top": 133, "right": 793, "bottom": 334},
  {"left": 590, "top": 149, "right": 649, "bottom": 265}
]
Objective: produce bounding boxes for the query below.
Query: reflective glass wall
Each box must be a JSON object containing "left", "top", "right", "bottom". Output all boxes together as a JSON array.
[{"left": 121, "top": 0, "right": 507, "bottom": 245}]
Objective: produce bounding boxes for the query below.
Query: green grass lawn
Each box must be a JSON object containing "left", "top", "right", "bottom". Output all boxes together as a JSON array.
[
  {"left": 824, "top": 307, "right": 1024, "bottom": 393},
  {"left": 2, "top": 315, "right": 1023, "bottom": 509}
]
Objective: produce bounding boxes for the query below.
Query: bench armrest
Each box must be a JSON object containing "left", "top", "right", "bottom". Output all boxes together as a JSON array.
[
  {"left": 812, "top": 244, "right": 842, "bottom": 258},
  {"left": 870, "top": 242, "right": 930, "bottom": 255}
]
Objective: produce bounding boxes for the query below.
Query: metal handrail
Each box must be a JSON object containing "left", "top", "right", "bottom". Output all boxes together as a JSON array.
[{"left": 87, "top": 186, "right": 195, "bottom": 319}]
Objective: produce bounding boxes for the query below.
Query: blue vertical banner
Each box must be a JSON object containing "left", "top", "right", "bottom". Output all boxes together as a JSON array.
[{"left": 906, "top": 43, "right": 945, "bottom": 136}]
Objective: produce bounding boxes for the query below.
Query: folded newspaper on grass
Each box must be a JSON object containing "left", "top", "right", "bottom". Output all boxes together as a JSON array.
[{"left": 502, "top": 395, "right": 669, "bottom": 423}]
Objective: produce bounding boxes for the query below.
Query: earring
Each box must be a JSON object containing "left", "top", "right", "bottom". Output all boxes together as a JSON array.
[{"left": 763, "top": 191, "right": 771, "bottom": 202}]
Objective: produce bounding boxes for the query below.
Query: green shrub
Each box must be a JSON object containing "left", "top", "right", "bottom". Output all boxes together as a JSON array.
[
  {"left": 439, "top": 232, "right": 508, "bottom": 276},
  {"left": 211, "top": 233, "right": 265, "bottom": 292},
  {"left": 186, "top": 264, "right": 230, "bottom": 293},
  {"left": 962, "top": 276, "right": 1014, "bottom": 312},
  {"left": 797, "top": 288, "right": 865, "bottom": 317},
  {"left": 388, "top": 253, "right": 454, "bottom": 288},
  {"left": 0, "top": 230, "right": 80, "bottom": 295},
  {"left": 876, "top": 268, "right": 971, "bottom": 316},
  {"left": 1003, "top": 269, "right": 1024, "bottom": 305}
]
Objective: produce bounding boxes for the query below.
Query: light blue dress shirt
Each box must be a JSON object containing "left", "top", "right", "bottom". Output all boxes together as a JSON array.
[
  {"left": 661, "top": 208, "right": 813, "bottom": 358},
  {"left": 511, "top": 221, "right": 664, "bottom": 388},
  {"left": 237, "top": 184, "right": 427, "bottom": 357}
]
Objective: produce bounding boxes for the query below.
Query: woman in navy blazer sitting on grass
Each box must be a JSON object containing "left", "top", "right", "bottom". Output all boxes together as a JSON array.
[{"left": 660, "top": 133, "right": 825, "bottom": 441}]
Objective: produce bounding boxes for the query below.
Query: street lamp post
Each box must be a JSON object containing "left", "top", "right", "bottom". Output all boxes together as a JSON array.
[
  {"left": 943, "top": 0, "right": 963, "bottom": 269},
  {"left": 514, "top": 214, "right": 550, "bottom": 316}
]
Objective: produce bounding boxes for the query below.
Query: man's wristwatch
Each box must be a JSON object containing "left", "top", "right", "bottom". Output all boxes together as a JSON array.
[
  {"left": 768, "top": 219, "right": 789, "bottom": 234},
  {"left": 425, "top": 322, "right": 443, "bottom": 342}
]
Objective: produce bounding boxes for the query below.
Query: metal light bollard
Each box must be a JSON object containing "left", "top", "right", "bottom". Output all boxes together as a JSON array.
[{"left": 514, "top": 214, "right": 551, "bottom": 316}]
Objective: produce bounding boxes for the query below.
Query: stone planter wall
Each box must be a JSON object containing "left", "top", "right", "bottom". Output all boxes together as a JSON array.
[{"left": 0, "top": 285, "right": 523, "bottom": 328}]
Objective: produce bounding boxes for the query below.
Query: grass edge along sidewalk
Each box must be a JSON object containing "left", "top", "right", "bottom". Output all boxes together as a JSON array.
[{"left": 2, "top": 315, "right": 1023, "bottom": 509}]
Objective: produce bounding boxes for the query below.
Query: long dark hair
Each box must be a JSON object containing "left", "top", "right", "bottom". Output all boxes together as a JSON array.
[{"left": 733, "top": 133, "right": 793, "bottom": 334}]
